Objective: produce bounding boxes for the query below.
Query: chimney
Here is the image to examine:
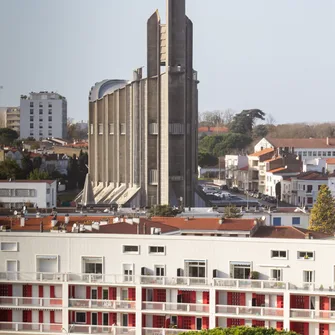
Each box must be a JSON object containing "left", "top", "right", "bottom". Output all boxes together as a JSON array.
[
  {"left": 327, "top": 137, "right": 330, "bottom": 145},
  {"left": 40, "top": 221, "right": 44, "bottom": 233},
  {"left": 20, "top": 217, "right": 25, "bottom": 227}
]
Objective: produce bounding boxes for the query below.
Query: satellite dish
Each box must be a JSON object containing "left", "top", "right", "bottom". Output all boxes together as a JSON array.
[{"left": 14, "top": 210, "right": 18, "bottom": 216}]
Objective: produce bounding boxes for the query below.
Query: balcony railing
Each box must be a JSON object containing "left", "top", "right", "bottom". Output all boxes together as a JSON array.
[
  {"left": 1, "top": 272, "right": 334, "bottom": 294},
  {"left": 69, "top": 325, "right": 136, "bottom": 334},
  {"left": 0, "top": 296, "right": 62, "bottom": 307},
  {"left": 290, "top": 309, "right": 335, "bottom": 320},
  {"left": 0, "top": 322, "right": 62, "bottom": 333},
  {"left": 69, "top": 299, "right": 135, "bottom": 310},
  {"left": 143, "top": 328, "right": 192, "bottom": 335},
  {"left": 216, "top": 305, "right": 284, "bottom": 317},
  {"left": 142, "top": 301, "right": 209, "bottom": 313}
]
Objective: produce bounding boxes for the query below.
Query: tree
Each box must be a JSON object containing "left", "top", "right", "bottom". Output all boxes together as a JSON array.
[
  {"left": 179, "top": 327, "right": 298, "bottom": 335},
  {"left": 229, "top": 109, "right": 265, "bottom": 135},
  {"left": 21, "top": 155, "right": 34, "bottom": 178},
  {"left": 28, "top": 169, "right": 50, "bottom": 180},
  {"left": 67, "top": 154, "right": 79, "bottom": 189},
  {"left": 149, "top": 204, "right": 179, "bottom": 217},
  {"left": 198, "top": 152, "right": 218, "bottom": 167},
  {"left": 309, "top": 185, "right": 335, "bottom": 234},
  {"left": 0, "top": 128, "right": 19, "bottom": 146},
  {"left": 223, "top": 205, "right": 242, "bottom": 218},
  {"left": 78, "top": 150, "right": 88, "bottom": 188},
  {"left": 253, "top": 124, "right": 269, "bottom": 139},
  {"left": 0, "top": 159, "right": 22, "bottom": 180},
  {"left": 199, "top": 109, "right": 235, "bottom": 127},
  {"left": 32, "top": 156, "right": 42, "bottom": 170}
]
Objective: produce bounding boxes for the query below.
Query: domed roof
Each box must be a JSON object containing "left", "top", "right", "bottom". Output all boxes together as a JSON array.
[{"left": 89, "top": 79, "right": 129, "bottom": 102}]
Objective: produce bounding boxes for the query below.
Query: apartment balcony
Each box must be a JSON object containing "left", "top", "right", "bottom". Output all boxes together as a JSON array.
[
  {"left": 290, "top": 309, "right": 335, "bottom": 322},
  {"left": 0, "top": 322, "right": 62, "bottom": 333},
  {"left": 143, "top": 328, "right": 192, "bottom": 335},
  {"left": 142, "top": 301, "right": 209, "bottom": 314},
  {"left": 216, "top": 305, "right": 284, "bottom": 319},
  {"left": 213, "top": 278, "right": 288, "bottom": 291},
  {"left": 69, "top": 299, "right": 135, "bottom": 311},
  {"left": 0, "top": 296, "right": 62, "bottom": 308},
  {"left": 69, "top": 325, "right": 135, "bottom": 334}
]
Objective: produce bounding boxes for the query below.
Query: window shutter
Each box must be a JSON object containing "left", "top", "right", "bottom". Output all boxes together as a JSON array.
[
  {"left": 86, "top": 286, "right": 91, "bottom": 299},
  {"left": 277, "top": 295, "right": 284, "bottom": 308},
  {"left": 50, "top": 311, "right": 55, "bottom": 324},
  {"left": 86, "top": 312, "right": 91, "bottom": 325},
  {"left": 98, "top": 287, "right": 102, "bottom": 300},
  {"left": 98, "top": 312, "right": 102, "bottom": 325},
  {"left": 39, "top": 286, "right": 43, "bottom": 298},
  {"left": 8, "top": 284, "right": 12, "bottom": 297},
  {"left": 50, "top": 286, "right": 55, "bottom": 298},
  {"left": 39, "top": 311, "right": 43, "bottom": 323},
  {"left": 202, "top": 291, "right": 209, "bottom": 304},
  {"left": 128, "top": 288, "right": 136, "bottom": 301},
  {"left": 202, "top": 317, "right": 209, "bottom": 329},
  {"left": 240, "top": 293, "right": 246, "bottom": 306},
  {"left": 109, "top": 287, "right": 116, "bottom": 300},
  {"left": 227, "top": 292, "right": 232, "bottom": 305}
]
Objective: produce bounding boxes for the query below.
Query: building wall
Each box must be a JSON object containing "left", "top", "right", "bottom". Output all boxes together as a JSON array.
[
  {"left": 0, "top": 107, "right": 20, "bottom": 133},
  {"left": 20, "top": 93, "right": 67, "bottom": 140},
  {"left": 0, "top": 181, "right": 57, "bottom": 208}
]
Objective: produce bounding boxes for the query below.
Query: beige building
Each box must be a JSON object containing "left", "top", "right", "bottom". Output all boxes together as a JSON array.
[
  {"left": 86, "top": 0, "right": 199, "bottom": 208},
  {"left": 0, "top": 107, "right": 20, "bottom": 133}
]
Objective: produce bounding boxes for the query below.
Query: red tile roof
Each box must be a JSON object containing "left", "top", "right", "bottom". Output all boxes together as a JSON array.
[
  {"left": 249, "top": 148, "right": 274, "bottom": 157},
  {"left": 267, "top": 167, "right": 287, "bottom": 173},
  {"left": 252, "top": 226, "right": 331, "bottom": 239},
  {"left": 326, "top": 158, "right": 335, "bottom": 164},
  {"left": 266, "top": 137, "right": 335, "bottom": 149},
  {"left": 198, "top": 126, "right": 229, "bottom": 133},
  {"left": 294, "top": 171, "right": 328, "bottom": 180}
]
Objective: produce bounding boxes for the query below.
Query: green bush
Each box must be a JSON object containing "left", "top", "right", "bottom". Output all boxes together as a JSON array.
[{"left": 179, "top": 327, "right": 299, "bottom": 335}]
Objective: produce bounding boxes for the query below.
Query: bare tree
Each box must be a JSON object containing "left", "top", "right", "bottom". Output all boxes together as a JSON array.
[{"left": 199, "top": 109, "right": 236, "bottom": 127}]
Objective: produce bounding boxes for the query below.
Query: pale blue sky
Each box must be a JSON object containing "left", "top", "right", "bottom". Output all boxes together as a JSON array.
[{"left": 0, "top": 0, "right": 334, "bottom": 124}]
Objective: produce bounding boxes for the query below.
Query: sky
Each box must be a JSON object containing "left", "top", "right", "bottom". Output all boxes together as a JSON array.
[{"left": 0, "top": 0, "right": 334, "bottom": 124}]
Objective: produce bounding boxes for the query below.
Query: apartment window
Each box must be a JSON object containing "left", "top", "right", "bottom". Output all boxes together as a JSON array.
[
  {"left": 303, "top": 270, "right": 314, "bottom": 283},
  {"left": 273, "top": 217, "right": 281, "bottom": 226},
  {"left": 30, "top": 102, "right": 34, "bottom": 107},
  {"left": 302, "top": 152, "right": 307, "bottom": 156},
  {"left": 36, "top": 255, "right": 58, "bottom": 273},
  {"left": 76, "top": 312, "right": 86, "bottom": 323},
  {"left": 48, "top": 131, "right": 52, "bottom": 136},
  {"left": 302, "top": 185, "right": 306, "bottom": 191},
  {"left": 48, "top": 109, "right": 52, "bottom": 115},
  {"left": 30, "top": 116, "right": 34, "bottom": 122},
  {"left": 230, "top": 261, "right": 251, "bottom": 279},
  {"left": 109, "top": 123, "right": 114, "bottom": 135},
  {"left": 48, "top": 124, "right": 52, "bottom": 129},
  {"left": 292, "top": 217, "right": 301, "bottom": 225},
  {"left": 298, "top": 251, "right": 314, "bottom": 260},
  {"left": 307, "top": 185, "right": 313, "bottom": 193},
  {"left": 39, "top": 132, "right": 43, "bottom": 136},
  {"left": 120, "top": 123, "right": 126, "bottom": 135},
  {"left": 39, "top": 109, "right": 43, "bottom": 115},
  {"left": 185, "top": 260, "right": 206, "bottom": 278},
  {"left": 149, "top": 169, "right": 158, "bottom": 185},
  {"left": 154, "top": 265, "right": 165, "bottom": 277},
  {"left": 48, "top": 116, "right": 52, "bottom": 122},
  {"left": 48, "top": 103, "right": 52, "bottom": 108},
  {"left": 30, "top": 109, "right": 34, "bottom": 114},
  {"left": 312, "top": 151, "right": 317, "bottom": 157},
  {"left": 90, "top": 124, "right": 94, "bottom": 135},
  {"left": 149, "top": 246, "right": 165, "bottom": 255},
  {"left": 123, "top": 264, "right": 134, "bottom": 282},
  {"left": 149, "top": 122, "right": 158, "bottom": 135},
  {"left": 82, "top": 257, "right": 103, "bottom": 274},
  {"left": 307, "top": 197, "right": 313, "bottom": 204},
  {"left": 328, "top": 151, "right": 332, "bottom": 156},
  {"left": 308, "top": 151, "right": 312, "bottom": 156},
  {"left": 39, "top": 103, "right": 43, "bottom": 108},
  {"left": 123, "top": 245, "right": 139, "bottom": 254},
  {"left": 271, "top": 269, "right": 283, "bottom": 281},
  {"left": 271, "top": 250, "right": 287, "bottom": 259},
  {"left": 30, "top": 123, "right": 34, "bottom": 129},
  {"left": 30, "top": 132, "right": 34, "bottom": 136},
  {"left": 323, "top": 151, "right": 327, "bottom": 157},
  {"left": 98, "top": 123, "right": 103, "bottom": 135},
  {"left": 39, "top": 118, "right": 43, "bottom": 122},
  {"left": 1, "top": 242, "right": 18, "bottom": 252}
]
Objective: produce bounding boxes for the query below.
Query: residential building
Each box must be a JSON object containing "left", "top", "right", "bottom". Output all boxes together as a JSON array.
[
  {"left": 1, "top": 219, "right": 335, "bottom": 335},
  {"left": 286, "top": 172, "right": 328, "bottom": 207},
  {"left": 0, "top": 180, "right": 57, "bottom": 208},
  {"left": 255, "top": 137, "right": 335, "bottom": 159},
  {"left": 198, "top": 126, "right": 229, "bottom": 138},
  {"left": 0, "top": 107, "right": 20, "bottom": 133},
  {"left": 326, "top": 158, "right": 335, "bottom": 174},
  {"left": 20, "top": 92, "right": 67, "bottom": 140},
  {"left": 303, "top": 158, "right": 326, "bottom": 173},
  {"left": 86, "top": 0, "right": 199, "bottom": 208},
  {"left": 198, "top": 157, "right": 225, "bottom": 179},
  {"left": 224, "top": 155, "right": 248, "bottom": 187},
  {"left": 0, "top": 149, "right": 23, "bottom": 167}
]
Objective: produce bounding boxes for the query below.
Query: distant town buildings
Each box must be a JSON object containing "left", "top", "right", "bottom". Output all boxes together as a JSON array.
[
  {"left": 85, "top": 0, "right": 199, "bottom": 208},
  {"left": 0, "top": 107, "right": 20, "bottom": 133},
  {"left": 20, "top": 92, "right": 67, "bottom": 140}
]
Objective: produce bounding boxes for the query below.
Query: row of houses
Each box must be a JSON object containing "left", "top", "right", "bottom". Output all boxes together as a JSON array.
[{"left": 225, "top": 137, "right": 335, "bottom": 207}]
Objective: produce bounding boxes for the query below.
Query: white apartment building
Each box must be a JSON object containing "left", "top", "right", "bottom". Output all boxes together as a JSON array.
[
  {"left": 0, "top": 107, "right": 20, "bottom": 134},
  {"left": 20, "top": 92, "right": 67, "bottom": 140},
  {"left": 0, "top": 229, "right": 335, "bottom": 335},
  {"left": 224, "top": 155, "right": 248, "bottom": 187},
  {"left": 0, "top": 180, "right": 57, "bottom": 209}
]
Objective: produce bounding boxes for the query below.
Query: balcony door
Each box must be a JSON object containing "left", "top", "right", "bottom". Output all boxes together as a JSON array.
[
  {"left": 230, "top": 262, "right": 251, "bottom": 279},
  {"left": 92, "top": 313, "right": 98, "bottom": 326},
  {"left": 6, "top": 260, "right": 17, "bottom": 280}
]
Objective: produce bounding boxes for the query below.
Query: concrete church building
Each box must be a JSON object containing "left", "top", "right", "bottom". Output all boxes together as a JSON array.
[{"left": 86, "top": 0, "right": 199, "bottom": 207}]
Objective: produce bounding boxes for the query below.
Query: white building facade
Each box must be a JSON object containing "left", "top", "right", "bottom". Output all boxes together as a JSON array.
[
  {"left": 0, "top": 180, "right": 57, "bottom": 208},
  {"left": 20, "top": 92, "right": 67, "bottom": 140},
  {"left": 0, "top": 107, "right": 20, "bottom": 134},
  {"left": 0, "top": 232, "right": 335, "bottom": 334}
]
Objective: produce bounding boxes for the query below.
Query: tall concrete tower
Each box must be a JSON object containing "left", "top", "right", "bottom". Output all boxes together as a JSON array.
[{"left": 85, "top": 0, "right": 198, "bottom": 208}]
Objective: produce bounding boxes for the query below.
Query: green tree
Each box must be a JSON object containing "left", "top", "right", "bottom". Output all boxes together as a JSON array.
[
  {"left": 21, "top": 155, "right": 34, "bottom": 178},
  {"left": 179, "top": 327, "right": 298, "bottom": 335},
  {"left": 198, "top": 152, "right": 218, "bottom": 167},
  {"left": 67, "top": 154, "right": 79, "bottom": 189},
  {"left": 28, "top": 169, "right": 50, "bottom": 180},
  {"left": 149, "top": 204, "right": 179, "bottom": 217},
  {"left": 0, "top": 159, "right": 22, "bottom": 180},
  {"left": 223, "top": 205, "right": 242, "bottom": 218},
  {"left": 78, "top": 150, "right": 88, "bottom": 188},
  {"left": 309, "top": 185, "right": 335, "bottom": 233},
  {"left": 0, "top": 128, "right": 19, "bottom": 146},
  {"left": 32, "top": 156, "right": 42, "bottom": 170},
  {"left": 253, "top": 124, "right": 269, "bottom": 139},
  {"left": 229, "top": 109, "right": 265, "bottom": 135}
]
